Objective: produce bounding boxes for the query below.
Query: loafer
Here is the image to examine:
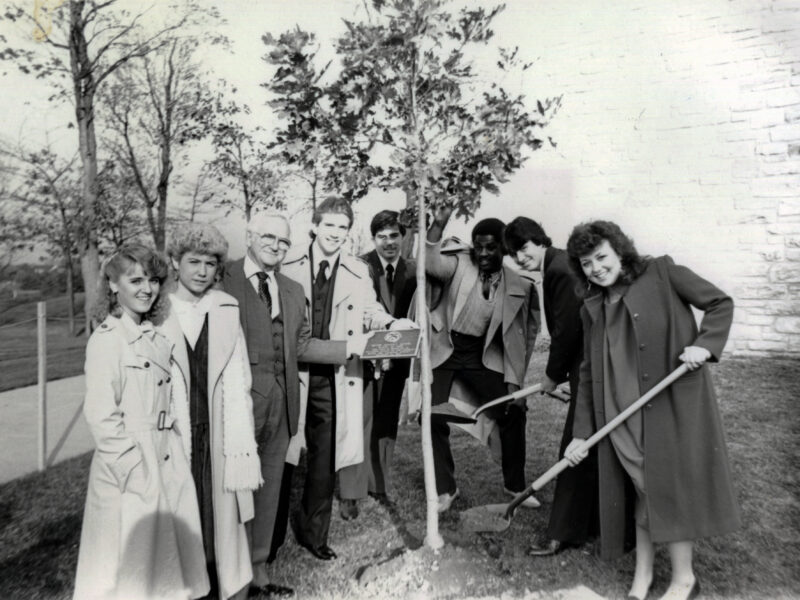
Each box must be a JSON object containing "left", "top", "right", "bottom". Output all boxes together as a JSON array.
[
  {"left": 527, "top": 539, "right": 576, "bottom": 557},
  {"left": 249, "top": 582, "right": 295, "bottom": 598},
  {"left": 340, "top": 498, "right": 359, "bottom": 520},
  {"left": 504, "top": 487, "right": 541, "bottom": 508},
  {"left": 368, "top": 491, "right": 392, "bottom": 506},
  {"left": 296, "top": 538, "right": 338, "bottom": 560},
  {"left": 437, "top": 487, "right": 460, "bottom": 513}
]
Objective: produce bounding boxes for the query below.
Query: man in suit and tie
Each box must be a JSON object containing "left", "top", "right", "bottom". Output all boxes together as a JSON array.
[
  {"left": 281, "top": 197, "right": 417, "bottom": 560},
  {"left": 504, "top": 216, "right": 599, "bottom": 556},
  {"left": 425, "top": 205, "right": 541, "bottom": 513},
  {"left": 222, "top": 212, "right": 372, "bottom": 596},
  {"left": 360, "top": 210, "right": 418, "bottom": 502}
]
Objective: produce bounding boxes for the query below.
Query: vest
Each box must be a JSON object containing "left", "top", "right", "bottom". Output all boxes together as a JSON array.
[{"left": 309, "top": 259, "right": 338, "bottom": 376}]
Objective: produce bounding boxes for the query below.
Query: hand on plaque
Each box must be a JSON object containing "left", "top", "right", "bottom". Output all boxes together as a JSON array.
[
  {"left": 389, "top": 318, "right": 419, "bottom": 330},
  {"left": 346, "top": 331, "right": 375, "bottom": 358}
]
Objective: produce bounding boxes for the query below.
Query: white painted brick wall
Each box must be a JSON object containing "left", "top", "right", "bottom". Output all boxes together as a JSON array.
[{"left": 464, "top": 0, "right": 800, "bottom": 357}]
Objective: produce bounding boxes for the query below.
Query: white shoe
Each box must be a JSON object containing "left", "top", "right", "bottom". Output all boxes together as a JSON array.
[
  {"left": 504, "top": 487, "right": 541, "bottom": 508},
  {"left": 437, "top": 488, "right": 460, "bottom": 513}
]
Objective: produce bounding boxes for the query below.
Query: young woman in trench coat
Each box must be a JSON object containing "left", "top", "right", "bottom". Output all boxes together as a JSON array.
[
  {"left": 74, "top": 245, "right": 209, "bottom": 600},
  {"left": 160, "top": 222, "right": 262, "bottom": 600},
  {"left": 564, "top": 221, "right": 741, "bottom": 600}
]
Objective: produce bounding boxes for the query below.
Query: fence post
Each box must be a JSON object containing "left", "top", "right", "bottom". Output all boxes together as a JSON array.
[{"left": 37, "top": 301, "right": 47, "bottom": 471}]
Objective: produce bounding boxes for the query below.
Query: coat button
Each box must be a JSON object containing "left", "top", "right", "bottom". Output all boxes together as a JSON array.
[
  {"left": 164, "top": 454, "right": 169, "bottom": 461},
  {"left": 100, "top": 323, "right": 108, "bottom": 328},
  {"left": 166, "top": 377, "right": 171, "bottom": 383},
  {"left": 642, "top": 373, "right": 649, "bottom": 381},
  {"left": 157, "top": 380, "right": 163, "bottom": 386},
  {"left": 348, "top": 305, "right": 353, "bottom": 310},
  {"left": 348, "top": 330, "right": 354, "bottom": 336},
  {"left": 348, "top": 381, "right": 355, "bottom": 386},
  {"left": 144, "top": 362, "right": 150, "bottom": 368},
  {"left": 639, "top": 343, "right": 645, "bottom": 350},
  {"left": 633, "top": 313, "right": 639, "bottom": 320}
]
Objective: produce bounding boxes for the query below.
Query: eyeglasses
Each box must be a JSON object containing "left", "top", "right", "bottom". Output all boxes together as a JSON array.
[{"left": 255, "top": 232, "right": 291, "bottom": 251}]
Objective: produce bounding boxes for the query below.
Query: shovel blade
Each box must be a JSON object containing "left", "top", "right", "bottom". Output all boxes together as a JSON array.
[
  {"left": 430, "top": 402, "right": 477, "bottom": 424},
  {"left": 459, "top": 504, "right": 511, "bottom": 533}
]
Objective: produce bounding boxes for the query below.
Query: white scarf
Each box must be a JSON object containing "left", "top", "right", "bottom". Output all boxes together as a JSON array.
[{"left": 170, "top": 316, "right": 262, "bottom": 493}]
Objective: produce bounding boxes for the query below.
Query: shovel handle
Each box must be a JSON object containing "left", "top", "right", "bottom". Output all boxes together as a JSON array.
[
  {"left": 472, "top": 383, "right": 544, "bottom": 419},
  {"left": 504, "top": 364, "right": 689, "bottom": 519}
]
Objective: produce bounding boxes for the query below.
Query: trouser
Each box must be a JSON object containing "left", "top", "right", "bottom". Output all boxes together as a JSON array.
[
  {"left": 368, "top": 359, "right": 410, "bottom": 495},
  {"left": 267, "top": 462, "right": 294, "bottom": 563},
  {"left": 338, "top": 378, "right": 373, "bottom": 500},
  {"left": 248, "top": 385, "right": 290, "bottom": 567},
  {"left": 431, "top": 333, "right": 527, "bottom": 495},
  {"left": 296, "top": 374, "right": 336, "bottom": 547},
  {"left": 546, "top": 369, "right": 599, "bottom": 544}
]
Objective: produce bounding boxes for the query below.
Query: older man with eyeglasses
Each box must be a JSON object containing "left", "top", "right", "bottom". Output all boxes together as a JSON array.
[{"left": 223, "top": 211, "right": 372, "bottom": 598}]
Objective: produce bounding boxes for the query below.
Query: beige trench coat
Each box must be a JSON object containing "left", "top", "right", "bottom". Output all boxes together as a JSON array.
[
  {"left": 281, "top": 247, "right": 394, "bottom": 471},
  {"left": 74, "top": 313, "right": 209, "bottom": 600},
  {"left": 159, "top": 290, "right": 257, "bottom": 600}
]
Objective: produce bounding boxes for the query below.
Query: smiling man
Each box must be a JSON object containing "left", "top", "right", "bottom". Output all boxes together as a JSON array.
[
  {"left": 281, "top": 197, "right": 416, "bottom": 561},
  {"left": 222, "top": 211, "right": 372, "bottom": 597},
  {"left": 425, "top": 205, "right": 541, "bottom": 513},
  {"left": 504, "top": 216, "right": 599, "bottom": 558}
]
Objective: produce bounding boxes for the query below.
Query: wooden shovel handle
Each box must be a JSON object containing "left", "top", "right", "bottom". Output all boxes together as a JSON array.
[
  {"left": 504, "top": 364, "right": 690, "bottom": 518},
  {"left": 471, "top": 383, "right": 544, "bottom": 419}
]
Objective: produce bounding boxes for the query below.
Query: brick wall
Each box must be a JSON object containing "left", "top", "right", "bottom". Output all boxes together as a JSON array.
[{"left": 477, "top": 0, "right": 800, "bottom": 356}]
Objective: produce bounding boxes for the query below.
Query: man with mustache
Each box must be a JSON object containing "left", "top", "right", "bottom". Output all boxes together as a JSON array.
[{"left": 425, "top": 205, "right": 541, "bottom": 513}]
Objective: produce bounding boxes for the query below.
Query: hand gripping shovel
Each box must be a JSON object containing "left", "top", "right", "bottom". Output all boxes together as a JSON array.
[
  {"left": 459, "top": 363, "right": 689, "bottom": 533},
  {"left": 430, "top": 384, "right": 571, "bottom": 424}
]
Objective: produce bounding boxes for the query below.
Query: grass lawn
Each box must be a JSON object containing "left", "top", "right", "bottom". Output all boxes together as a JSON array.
[
  {"left": 0, "top": 294, "right": 87, "bottom": 392},
  {"left": 0, "top": 353, "right": 798, "bottom": 599}
]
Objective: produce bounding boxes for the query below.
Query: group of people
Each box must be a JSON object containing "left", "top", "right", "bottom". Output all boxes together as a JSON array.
[{"left": 72, "top": 196, "right": 741, "bottom": 600}]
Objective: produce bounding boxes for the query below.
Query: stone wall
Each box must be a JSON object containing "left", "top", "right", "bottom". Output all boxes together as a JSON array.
[{"left": 480, "top": 0, "right": 800, "bottom": 355}]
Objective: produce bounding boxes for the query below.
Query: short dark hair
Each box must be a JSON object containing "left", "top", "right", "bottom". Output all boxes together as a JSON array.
[
  {"left": 503, "top": 217, "right": 552, "bottom": 253},
  {"left": 566, "top": 220, "right": 649, "bottom": 288},
  {"left": 370, "top": 210, "right": 405, "bottom": 237},
  {"left": 313, "top": 196, "right": 354, "bottom": 228},
  {"left": 471, "top": 218, "right": 505, "bottom": 244}
]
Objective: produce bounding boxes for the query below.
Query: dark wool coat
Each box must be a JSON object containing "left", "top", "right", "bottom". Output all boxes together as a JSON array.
[{"left": 572, "top": 256, "right": 741, "bottom": 560}]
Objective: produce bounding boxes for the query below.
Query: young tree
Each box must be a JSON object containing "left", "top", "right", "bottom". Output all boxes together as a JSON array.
[{"left": 1, "top": 0, "right": 209, "bottom": 327}]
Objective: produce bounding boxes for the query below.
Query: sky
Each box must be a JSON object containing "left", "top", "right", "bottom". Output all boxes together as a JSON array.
[{"left": 0, "top": 0, "right": 576, "bottom": 259}]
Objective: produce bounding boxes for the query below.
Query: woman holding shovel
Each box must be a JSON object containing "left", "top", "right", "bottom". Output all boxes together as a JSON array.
[{"left": 563, "top": 221, "right": 740, "bottom": 600}]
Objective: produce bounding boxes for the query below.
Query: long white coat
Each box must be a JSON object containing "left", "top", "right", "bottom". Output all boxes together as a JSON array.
[
  {"left": 74, "top": 313, "right": 209, "bottom": 600},
  {"left": 281, "top": 247, "right": 393, "bottom": 471},
  {"left": 158, "top": 290, "right": 257, "bottom": 600}
]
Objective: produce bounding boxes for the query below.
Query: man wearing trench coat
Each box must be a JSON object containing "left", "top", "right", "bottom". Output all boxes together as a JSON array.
[{"left": 572, "top": 255, "right": 741, "bottom": 560}]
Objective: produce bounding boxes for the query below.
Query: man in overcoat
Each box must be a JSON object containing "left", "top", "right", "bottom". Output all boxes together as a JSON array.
[
  {"left": 222, "top": 212, "right": 371, "bottom": 595},
  {"left": 504, "top": 216, "right": 599, "bottom": 556},
  {"left": 425, "top": 205, "right": 540, "bottom": 512},
  {"left": 360, "top": 210, "right": 418, "bottom": 502},
  {"left": 281, "top": 197, "right": 416, "bottom": 559}
]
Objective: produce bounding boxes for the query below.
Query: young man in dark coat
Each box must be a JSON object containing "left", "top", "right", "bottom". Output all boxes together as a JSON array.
[
  {"left": 360, "top": 210, "right": 418, "bottom": 502},
  {"left": 504, "top": 216, "right": 599, "bottom": 556}
]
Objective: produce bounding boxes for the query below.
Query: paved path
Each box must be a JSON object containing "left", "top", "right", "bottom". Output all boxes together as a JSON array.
[{"left": 0, "top": 375, "right": 93, "bottom": 484}]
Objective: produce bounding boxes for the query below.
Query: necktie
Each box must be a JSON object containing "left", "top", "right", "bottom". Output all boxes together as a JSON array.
[
  {"left": 385, "top": 263, "right": 394, "bottom": 289},
  {"left": 315, "top": 260, "right": 329, "bottom": 289},
  {"left": 256, "top": 272, "right": 272, "bottom": 313},
  {"left": 481, "top": 273, "right": 491, "bottom": 300}
]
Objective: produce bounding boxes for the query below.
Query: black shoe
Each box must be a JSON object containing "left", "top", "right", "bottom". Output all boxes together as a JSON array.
[
  {"left": 249, "top": 583, "right": 295, "bottom": 598},
  {"left": 297, "top": 539, "right": 338, "bottom": 560},
  {"left": 368, "top": 491, "right": 391, "bottom": 506},
  {"left": 340, "top": 499, "right": 359, "bottom": 520},
  {"left": 526, "top": 539, "right": 576, "bottom": 557}
]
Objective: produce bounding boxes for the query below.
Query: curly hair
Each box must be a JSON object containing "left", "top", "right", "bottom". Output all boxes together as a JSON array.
[
  {"left": 167, "top": 221, "right": 229, "bottom": 263},
  {"left": 93, "top": 244, "right": 169, "bottom": 324},
  {"left": 566, "top": 220, "right": 649, "bottom": 292}
]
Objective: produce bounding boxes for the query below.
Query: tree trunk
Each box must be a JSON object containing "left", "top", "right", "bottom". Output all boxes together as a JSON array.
[
  {"left": 70, "top": 1, "right": 101, "bottom": 336},
  {"left": 401, "top": 187, "right": 416, "bottom": 259}
]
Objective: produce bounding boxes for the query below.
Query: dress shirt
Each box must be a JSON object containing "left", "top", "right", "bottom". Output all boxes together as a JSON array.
[{"left": 244, "top": 254, "right": 280, "bottom": 319}]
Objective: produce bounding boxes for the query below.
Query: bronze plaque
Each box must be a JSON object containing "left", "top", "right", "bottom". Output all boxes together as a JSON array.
[{"left": 361, "top": 329, "right": 422, "bottom": 360}]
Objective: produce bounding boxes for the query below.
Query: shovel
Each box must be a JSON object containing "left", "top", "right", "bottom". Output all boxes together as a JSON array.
[
  {"left": 431, "top": 383, "right": 571, "bottom": 424},
  {"left": 459, "top": 363, "right": 690, "bottom": 533}
]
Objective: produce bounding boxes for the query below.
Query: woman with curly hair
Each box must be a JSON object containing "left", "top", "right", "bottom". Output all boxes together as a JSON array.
[
  {"left": 563, "top": 221, "right": 740, "bottom": 600},
  {"left": 74, "top": 245, "right": 209, "bottom": 600},
  {"left": 160, "top": 222, "right": 262, "bottom": 600}
]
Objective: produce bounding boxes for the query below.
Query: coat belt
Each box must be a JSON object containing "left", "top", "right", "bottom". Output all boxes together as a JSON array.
[{"left": 124, "top": 411, "right": 176, "bottom": 432}]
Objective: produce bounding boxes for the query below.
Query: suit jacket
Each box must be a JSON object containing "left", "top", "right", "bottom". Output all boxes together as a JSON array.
[
  {"left": 360, "top": 250, "right": 418, "bottom": 319},
  {"left": 542, "top": 246, "right": 584, "bottom": 385},
  {"left": 280, "top": 245, "right": 394, "bottom": 470},
  {"left": 425, "top": 239, "right": 540, "bottom": 387},
  {"left": 222, "top": 257, "right": 346, "bottom": 437}
]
